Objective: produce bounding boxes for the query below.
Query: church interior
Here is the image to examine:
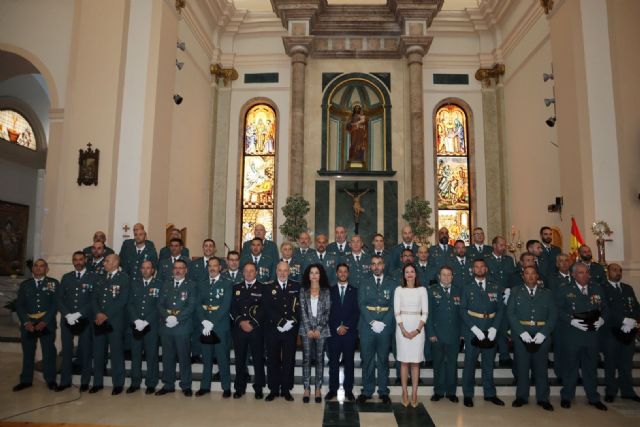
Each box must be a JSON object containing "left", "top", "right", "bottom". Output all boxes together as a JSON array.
[{"left": 0, "top": 0, "right": 638, "bottom": 426}]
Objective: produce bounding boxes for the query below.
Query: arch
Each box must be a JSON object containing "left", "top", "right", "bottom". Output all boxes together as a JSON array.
[
  {"left": 0, "top": 96, "right": 47, "bottom": 169},
  {"left": 432, "top": 98, "right": 475, "bottom": 245},
  {"left": 320, "top": 73, "right": 393, "bottom": 174},
  {"left": 0, "top": 44, "right": 60, "bottom": 108},
  {"left": 236, "top": 97, "right": 279, "bottom": 248}
]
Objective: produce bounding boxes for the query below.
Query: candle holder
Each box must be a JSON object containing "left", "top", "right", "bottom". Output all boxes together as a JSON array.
[
  {"left": 591, "top": 220, "right": 613, "bottom": 266},
  {"left": 507, "top": 225, "right": 524, "bottom": 258}
]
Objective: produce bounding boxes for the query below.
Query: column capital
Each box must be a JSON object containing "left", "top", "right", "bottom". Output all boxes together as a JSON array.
[
  {"left": 210, "top": 64, "right": 239, "bottom": 87},
  {"left": 283, "top": 36, "right": 313, "bottom": 62},
  {"left": 400, "top": 36, "right": 432, "bottom": 65},
  {"left": 475, "top": 63, "right": 505, "bottom": 88}
]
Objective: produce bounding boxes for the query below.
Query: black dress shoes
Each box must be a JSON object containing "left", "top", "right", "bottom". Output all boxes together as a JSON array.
[
  {"left": 463, "top": 397, "right": 473, "bottom": 407},
  {"left": 79, "top": 384, "right": 90, "bottom": 392},
  {"left": 282, "top": 391, "right": 294, "bottom": 401},
  {"left": 111, "top": 386, "right": 123, "bottom": 395},
  {"left": 12, "top": 383, "right": 32, "bottom": 392},
  {"left": 182, "top": 389, "right": 193, "bottom": 397},
  {"left": 222, "top": 390, "right": 232, "bottom": 398},
  {"left": 145, "top": 387, "right": 156, "bottom": 395},
  {"left": 380, "top": 395, "right": 391, "bottom": 404},
  {"left": 196, "top": 389, "right": 210, "bottom": 397},
  {"left": 126, "top": 386, "right": 140, "bottom": 394},
  {"left": 265, "top": 392, "right": 278, "bottom": 401},
  {"left": 55, "top": 384, "right": 71, "bottom": 392},
  {"left": 89, "top": 386, "right": 103, "bottom": 394},
  {"left": 604, "top": 395, "right": 615, "bottom": 403},
  {"left": 357, "top": 394, "right": 371, "bottom": 404},
  {"left": 622, "top": 395, "right": 640, "bottom": 403},
  {"left": 47, "top": 382, "right": 57, "bottom": 390},
  {"left": 589, "top": 401, "right": 607, "bottom": 411},
  {"left": 325, "top": 391, "right": 336, "bottom": 400},
  {"left": 254, "top": 389, "right": 263, "bottom": 399},
  {"left": 560, "top": 399, "right": 571, "bottom": 409},
  {"left": 448, "top": 395, "right": 459, "bottom": 403},
  {"left": 484, "top": 396, "right": 505, "bottom": 406},
  {"left": 155, "top": 388, "right": 175, "bottom": 396},
  {"left": 431, "top": 394, "right": 443, "bottom": 402},
  {"left": 233, "top": 391, "right": 245, "bottom": 399},
  {"left": 537, "top": 401, "right": 554, "bottom": 411},
  {"left": 345, "top": 392, "right": 356, "bottom": 401},
  {"left": 512, "top": 398, "right": 527, "bottom": 407}
]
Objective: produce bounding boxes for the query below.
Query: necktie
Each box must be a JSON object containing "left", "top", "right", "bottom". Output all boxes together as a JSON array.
[
  {"left": 319, "top": 253, "right": 324, "bottom": 261},
  {"left": 281, "top": 283, "right": 286, "bottom": 291},
  {"left": 302, "top": 249, "right": 307, "bottom": 255},
  {"left": 175, "top": 281, "right": 179, "bottom": 288},
  {"left": 529, "top": 288, "right": 535, "bottom": 297},
  {"left": 581, "top": 286, "right": 588, "bottom": 296},
  {"left": 144, "top": 280, "right": 149, "bottom": 287},
  {"left": 460, "top": 259, "right": 464, "bottom": 266},
  {"left": 137, "top": 249, "right": 142, "bottom": 255},
  {"left": 36, "top": 279, "right": 42, "bottom": 289},
  {"left": 210, "top": 278, "right": 215, "bottom": 286},
  {"left": 339, "top": 244, "right": 343, "bottom": 251},
  {"left": 356, "top": 255, "right": 360, "bottom": 262},
  {"left": 477, "top": 245, "right": 482, "bottom": 252},
  {"left": 108, "top": 273, "right": 113, "bottom": 280},
  {"left": 478, "top": 281, "right": 484, "bottom": 291},
  {"left": 254, "top": 256, "right": 258, "bottom": 263},
  {"left": 172, "top": 257, "right": 176, "bottom": 264},
  {"left": 340, "top": 286, "right": 345, "bottom": 303},
  {"left": 76, "top": 272, "right": 81, "bottom": 280},
  {"left": 376, "top": 277, "right": 381, "bottom": 287},
  {"left": 376, "top": 252, "right": 381, "bottom": 256},
  {"left": 232, "top": 272, "right": 236, "bottom": 280},
  {"left": 246, "top": 282, "right": 251, "bottom": 290},
  {"left": 617, "top": 283, "right": 622, "bottom": 293}
]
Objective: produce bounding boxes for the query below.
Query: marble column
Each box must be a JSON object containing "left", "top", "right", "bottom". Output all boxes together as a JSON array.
[
  {"left": 288, "top": 44, "right": 309, "bottom": 196},
  {"left": 210, "top": 81, "right": 232, "bottom": 247},
  {"left": 406, "top": 45, "right": 426, "bottom": 198}
]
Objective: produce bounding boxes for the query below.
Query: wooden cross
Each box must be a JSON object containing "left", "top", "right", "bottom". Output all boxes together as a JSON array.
[{"left": 122, "top": 224, "right": 130, "bottom": 233}]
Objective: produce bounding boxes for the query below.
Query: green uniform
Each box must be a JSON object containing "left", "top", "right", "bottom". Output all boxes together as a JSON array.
[
  {"left": 119, "top": 239, "right": 158, "bottom": 281},
  {"left": 344, "top": 252, "right": 372, "bottom": 288},
  {"left": 547, "top": 272, "right": 572, "bottom": 381},
  {"left": 507, "top": 284, "right": 557, "bottom": 402},
  {"left": 460, "top": 278, "right": 504, "bottom": 398},
  {"left": 571, "top": 261, "right": 606, "bottom": 287},
  {"left": 450, "top": 256, "right": 473, "bottom": 288},
  {"left": 196, "top": 275, "right": 233, "bottom": 392},
  {"left": 466, "top": 244, "right": 492, "bottom": 260},
  {"left": 241, "top": 239, "right": 279, "bottom": 264},
  {"left": 427, "top": 283, "right": 462, "bottom": 397},
  {"left": 240, "top": 253, "right": 276, "bottom": 284},
  {"left": 358, "top": 274, "right": 396, "bottom": 397},
  {"left": 127, "top": 277, "right": 162, "bottom": 389},
  {"left": 428, "top": 244, "right": 454, "bottom": 270},
  {"left": 389, "top": 242, "right": 418, "bottom": 272},
  {"left": 158, "top": 246, "right": 190, "bottom": 261},
  {"left": 91, "top": 271, "right": 130, "bottom": 388},
  {"left": 157, "top": 278, "right": 196, "bottom": 391},
  {"left": 601, "top": 281, "right": 640, "bottom": 399},
  {"left": 16, "top": 276, "right": 59, "bottom": 385},
  {"left": 539, "top": 244, "right": 561, "bottom": 277},
  {"left": 556, "top": 282, "right": 608, "bottom": 403},
  {"left": 416, "top": 262, "right": 438, "bottom": 287},
  {"left": 58, "top": 270, "right": 98, "bottom": 386},
  {"left": 485, "top": 254, "right": 516, "bottom": 362},
  {"left": 304, "top": 251, "right": 341, "bottom": 285},
  {"left": 156, "top": 256, "right": 192, "bottom": 283}
]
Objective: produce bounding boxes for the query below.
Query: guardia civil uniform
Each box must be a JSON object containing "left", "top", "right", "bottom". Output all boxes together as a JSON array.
[
  {"left": 460, "top": 277, "right": 504, "bottom": 399},
  {"left": 343, "top": 252, "right": 372, "bottom": 288},
  {"left": 91, "top": 270, "right": 130, "bottom": 389},
  {"left": 389, "top": 242, "right": 419, "bottom": 272},
  {"left": 466, "top": 243, "right": 492, "bottom": 260},
  {"left": 427, "top": 282, "right": 462, "bottom": 398},
  {"left": 241, "top": 239, "right": 279, "bottom": 264},
  {"left": 158, "top": 245, "right": 190, "bottom": 261},
  {"left": 305, "top": 251, "right": 341, "bottom": 285},
  {"left": 507, "top": 284, "right": 557, "bottom": 403},
  {"left": 240, "top": 253, "right": 276, "bottom": 284},
  {"left": 58, "top": 269, "right": 99, "bottom": 387},
  {"left": 280, "top": 257, "right": 303, "bottom": 284},
  {"left": 358, "top": 274, "right": 397, "bottom": 398},
  {"left": 547, "top": 271, "right": 572, "bottom": 382},
  {"left": 485, "top": 253, "right": 516, "bottom": 363},
  {"left": 127, "top": 276, "right": 162, "bottom": 390},
  {"left": 16, "top": 276, "right": 59, "bottom": 386},
  {"left": 196, "top": 274, "right": 233, "bottom": 393},
  {"left": 416, "top": 262, "right": 438, "bottom": 287},
  {"left": 119, "top": 240, "right": 158, "bottom": 282},
  {"left": 450, "top": 256, "right": 474, "bottom": 288},
  {"left": 87, "top": 256, "right": 106, "bottom": 276},
  {"left": 156, "top": 255, "right": 191, "bottom": 284},
  {"left": 428, "top": 243, "right": 454, "bottom": 271}
]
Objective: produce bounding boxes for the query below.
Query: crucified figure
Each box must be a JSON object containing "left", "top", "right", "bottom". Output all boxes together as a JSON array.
[{"left": 343, "top": 188, "right": 371, "bottom": 225}]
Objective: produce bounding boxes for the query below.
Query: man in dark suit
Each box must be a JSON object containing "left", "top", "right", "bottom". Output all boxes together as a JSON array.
[
  {"left": 539, "top": 226, "right": 560, "bottom": 276},
  {"left": 82, "top": 230, "right": 114, "bottom": 258},
  {"left": 326, "top": 263, "right": 359, "bottom": 401},
  {"left": 262, "top": 261, "right": 301, "bottom": 401}
]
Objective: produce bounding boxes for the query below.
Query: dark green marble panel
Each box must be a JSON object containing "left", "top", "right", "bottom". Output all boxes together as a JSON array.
[
  {"left": 335, "top": 181, "right": 377, "bottom": 247},
  {"left": 383, "top": 181, "right": 398, "bottom": 249},
  {"left": 315, "top": 181, "right": 330, "bottom": 237}
]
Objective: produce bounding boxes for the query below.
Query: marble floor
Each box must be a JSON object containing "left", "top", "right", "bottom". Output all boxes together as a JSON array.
[{"left": 0, "top": 352, "right": 639, "bottom": 427}]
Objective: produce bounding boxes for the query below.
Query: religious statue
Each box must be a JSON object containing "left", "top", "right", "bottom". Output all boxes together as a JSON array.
[
  {"left": 346, "top": 105, "right": 368, "bottom": 165},
  {"left": 343, "top": 188, "right": 370, "bottom": 232}
]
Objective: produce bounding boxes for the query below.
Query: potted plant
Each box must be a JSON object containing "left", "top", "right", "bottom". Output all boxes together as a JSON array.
[
  {"left": 402, "top": 197, "right": 434, "bottom": 245},
  {"left": 279, "top": 194, "right": 310, "bottom": 243}
]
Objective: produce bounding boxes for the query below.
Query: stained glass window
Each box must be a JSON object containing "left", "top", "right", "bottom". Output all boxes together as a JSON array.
[
  {"left": 435, "top": 104, "right": 471, "bottom": 244},
  {"left": 241, "top": 104, "right": 276, "bottom": 244},
  {"left": 0, "top": 109, "right": 36, "bottom": 150}
]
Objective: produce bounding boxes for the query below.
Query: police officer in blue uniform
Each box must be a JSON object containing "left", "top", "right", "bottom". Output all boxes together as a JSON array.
[
  {"left": 196, "top": 258, "right": 233, "bottom": 397},
  {"left": 230, "top": 262, "right": 266, "bottom": 399},
  {"left": 13, "top": 259, "right": 59, "bottom": 392},
  {"left": 156, "top": 259, "right": 196, "bottom": 396},
  {"left": 90, "top": 254, "right": 130, "bottom": 394},
  {"left": 127, "top": 260, "right": 162, "bottom": 394},
  {"left": 460, "top": 258, "right": 505, "bottom": 408},
  {"left": 57, "top": 251, "right": 98, "bottom": 391}
]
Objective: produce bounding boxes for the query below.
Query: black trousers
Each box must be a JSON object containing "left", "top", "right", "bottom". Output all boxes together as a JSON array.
[
  {"left": 265, "top": 328, "right": 297, "bottom": 393},
  {"left": 232, "top": 327, "right": 265, "bottom": 393},
  {"left": 328, "top": 333, "right": 356, "bottom": 393}
]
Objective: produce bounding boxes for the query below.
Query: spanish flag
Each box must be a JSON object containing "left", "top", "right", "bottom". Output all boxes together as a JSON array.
[{"left": 569, "top": 217, "right": 585, "bottom": 263}]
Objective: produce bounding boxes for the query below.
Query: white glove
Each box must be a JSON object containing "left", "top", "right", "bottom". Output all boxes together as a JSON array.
[
  {"left": 471, "top": 326, "right": 485, "bottom": 340},
  {"left": 71, "top": 312, "right": 82, "bottom": 322},
  {"left": 202, "top": 327, "right": 211, "bottom": 336},
  {"left": 533, "top": 332, "right": 546, "bottom": 344},
  {"left": 487, "top": 327, "right": 497, "bottom": 341},
  {"left": 201, "top": 320, "right": 214, "bottom": 330},
  {"left": 371, "top": 320, "right": 385, "bottom": 333},
  {"left": 571, "top": 318, "right": 588, "bottom": 331},
  {"left": 594, "top": 317, "right": 605, "bottom": 331},
  {"left": 622, "top": 317, "right": 637, "bottom": 329},
  {"left": 65, "top": 314, "right": 76, "bottom": 325},
  {"left": 282, "top": 320, "right": 294, "bottom": 332},
  {"left": 166, "top": 315, "right": 178, "bottom": 328},
  {"left": 141, "top": 320, "right": 149, "bottom": 328},
  {"left": 134, "top": 319, "right": 146, "bottom": 331},
  {"left": 502, "top": 288, "right": 511, "bottom": 305},
  {"left": 519, "top": 331, "right": 533, "bottom": 343},
  {"left": 277, "top": 326, "right": 285, "bottom": 333}
]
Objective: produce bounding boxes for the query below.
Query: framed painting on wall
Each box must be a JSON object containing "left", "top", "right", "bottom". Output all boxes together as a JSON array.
[{"left": 0, "top": 200, "right": 29, "bottom": 276}]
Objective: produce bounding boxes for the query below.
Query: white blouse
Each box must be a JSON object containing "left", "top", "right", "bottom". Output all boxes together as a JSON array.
[{"left": 310, "top": 295, "right": 319, "bottom": 317}]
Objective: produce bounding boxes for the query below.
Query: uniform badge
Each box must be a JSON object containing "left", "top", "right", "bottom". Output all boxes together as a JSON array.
[
  {"left": 46, "top": 281, "right": 56, "bottom": 292},
  {"left": 488, "top": 292, "right": 497, "bottom": 302},
  {"left": 272, "top": 289, "right": 277, "bottom": 295},
  {"left": 383, "top": 289, "right": 390, "bottom": 300},
  {"left": 180, "top": 291, "right": 188, "bottom": 301},
  {"left": 111, "top": 284, "right": 120, "bottom": 296},
  {"left": 590, "top": 294, "right": 601, "bottom": 306},
  {"left": 235, "top": 290, "right": 241, "bottom": 296},
  {"left": 453, "top": 296, "right": 461, "bottom": 305}
]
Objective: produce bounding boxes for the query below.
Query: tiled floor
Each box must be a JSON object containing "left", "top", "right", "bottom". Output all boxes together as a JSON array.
[{"left": 1, "top": 351, "right": 639, "bottom": 427}]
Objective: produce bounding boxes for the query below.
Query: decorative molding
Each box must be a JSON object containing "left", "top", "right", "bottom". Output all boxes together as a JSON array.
[
  {"left": 210, "top": 64, "right": 239, "bottom": 86},
  {"left": 539, "top": 0, "right": 554, "bottom": 15},
  {"left": 182, "top": 2, "right": 216, "bottom": 60},
  {"left": 474, "top": 63, "right": 505, "bottom": 87}
]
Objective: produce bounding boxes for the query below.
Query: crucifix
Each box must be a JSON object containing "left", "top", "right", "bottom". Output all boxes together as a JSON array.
[{"left": 341, "top": 183, "right": 374, "bottom": 234}]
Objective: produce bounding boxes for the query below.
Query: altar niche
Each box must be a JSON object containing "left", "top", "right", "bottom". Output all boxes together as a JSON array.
[{"left": 319, "top": 73, "right": 394, "bottom": 176}]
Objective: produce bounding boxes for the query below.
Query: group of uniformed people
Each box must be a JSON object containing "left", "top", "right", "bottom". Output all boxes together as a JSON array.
[{"left": 12, "top": 222, "right": 639, "bottom": 412}]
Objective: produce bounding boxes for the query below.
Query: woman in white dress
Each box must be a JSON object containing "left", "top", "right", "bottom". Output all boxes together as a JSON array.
[{"left": 394, "top": 263, "right": 428, "bottom": 407}]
